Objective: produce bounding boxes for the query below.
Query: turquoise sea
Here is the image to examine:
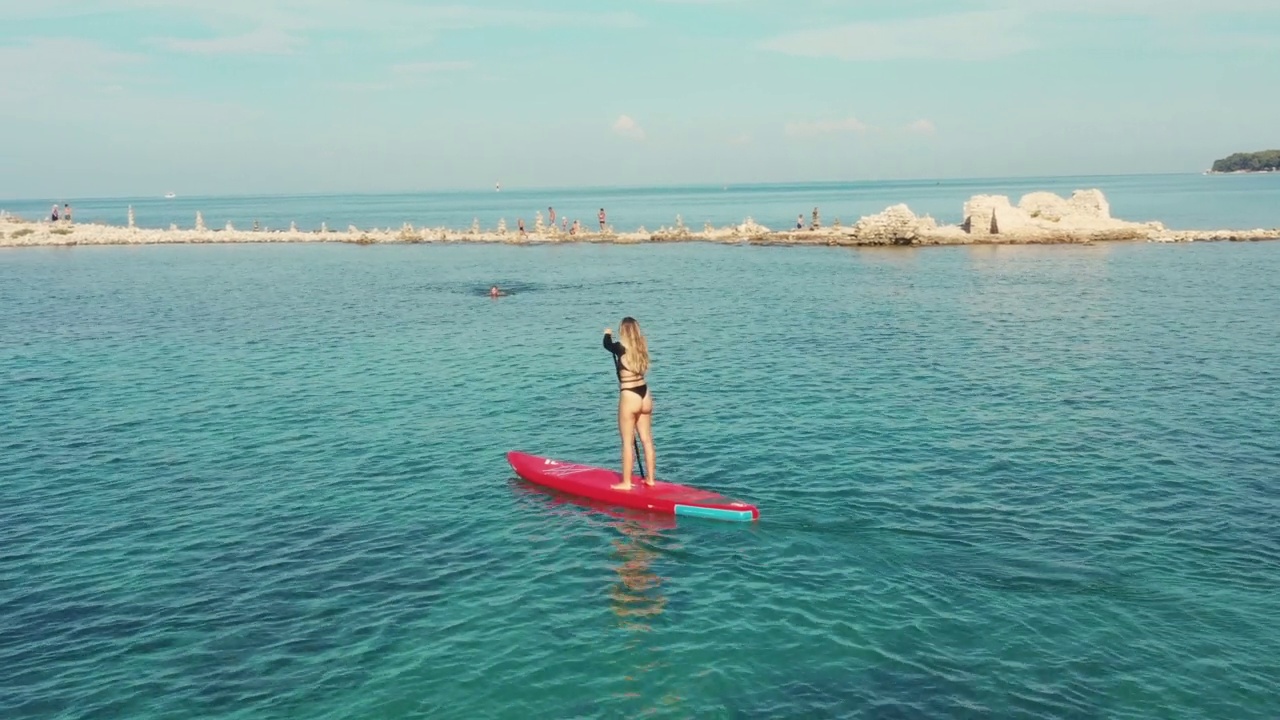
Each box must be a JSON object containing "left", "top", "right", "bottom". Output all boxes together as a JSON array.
[
  {"left": 3, "top": 220, "right": 1280, "bottom": 717},
  {"left": 3, "top": 172, "right": 1278, "bottom": 233}
]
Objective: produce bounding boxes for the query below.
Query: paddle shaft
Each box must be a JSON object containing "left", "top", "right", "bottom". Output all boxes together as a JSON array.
[{"left": 632, "top": 433, "right": 645, "bottom": 480}]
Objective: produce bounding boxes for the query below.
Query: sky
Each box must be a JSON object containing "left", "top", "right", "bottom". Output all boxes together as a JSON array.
[{"left": 1, "top": 0, "right": 1278, "bottom": 198}]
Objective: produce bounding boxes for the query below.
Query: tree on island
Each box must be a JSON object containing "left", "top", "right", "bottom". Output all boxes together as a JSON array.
[{"left": 1211, "top": 149, "right": 1280, "bottom": 173}]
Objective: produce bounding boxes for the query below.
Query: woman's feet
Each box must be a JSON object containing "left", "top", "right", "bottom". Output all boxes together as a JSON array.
[{"left": 611, "top": 478, "right": 655, "bottom": 491}]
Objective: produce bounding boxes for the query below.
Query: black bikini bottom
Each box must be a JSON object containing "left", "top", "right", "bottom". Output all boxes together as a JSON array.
[{"left": 621, "top": 384, "right": 648, "bottom": 399}]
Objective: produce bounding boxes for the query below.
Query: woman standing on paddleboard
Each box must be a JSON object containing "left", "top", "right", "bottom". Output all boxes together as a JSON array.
[{"left": 603, "top": 318, "right": 655, "bottom": 490}]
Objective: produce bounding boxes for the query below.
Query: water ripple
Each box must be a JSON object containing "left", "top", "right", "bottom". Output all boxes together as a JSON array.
[{"left": 1, "top": 242, "right": 1279, "bottom": 718}]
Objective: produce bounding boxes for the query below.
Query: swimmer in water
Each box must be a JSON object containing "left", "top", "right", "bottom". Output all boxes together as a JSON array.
[{"left": 490, "top": 286, "right": 501, "bottom": 298}]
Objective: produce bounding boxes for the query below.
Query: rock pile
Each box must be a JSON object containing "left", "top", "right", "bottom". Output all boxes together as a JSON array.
[
  {"left": 848, "top": 204, "right": 939, "bottom": 245},
  {"left": 4, "top": 188, "right": 1276, "bottom": 249}
]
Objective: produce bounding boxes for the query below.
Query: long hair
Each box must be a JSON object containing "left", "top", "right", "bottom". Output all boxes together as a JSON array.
[{"left": 619, "top": 317, "right": 650, "bottom": 376}]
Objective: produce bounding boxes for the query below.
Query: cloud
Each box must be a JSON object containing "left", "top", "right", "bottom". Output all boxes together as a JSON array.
[
  {"left": 406, "top": 5, "right": 645, "bottom": 30},
  {"left": 5, "top": 0, "right": 645, "bottom": 34},
  {"left": 612, "top": 115, "right": 646, "bottom": 141},
  {"left": 151, "top": 27, "right": 304, "bottom": 55},
  {"left": 332, "top": 60, "right": 473, "bottom": 92},
  {"left": 1013, "top": 0, "right": 1280, "bottom": 16},
  {"left": 2, "top": 0, "right": 645, "bottom": 66},
  {"left": 906, "top": 119, "right": 936, "bottom": 135},
  {"left": 0, "top": 36, "right": 257, "bottom": 134},
  {"left": 784, "top": 117, "right": 870, "bottom": 137},
  {"left": 391, "top": 61, "right": 474, "bottom": 76},
  {"left": 761, "top": 10, "right": 1036, "bottom": 61},
  {"left": 0, "top": 38, "right": 144, "bottom": 104}
]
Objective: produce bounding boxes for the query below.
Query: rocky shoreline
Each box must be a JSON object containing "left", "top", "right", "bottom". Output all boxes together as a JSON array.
[{"left": 3, "top": 189, "right": 1277, "bottom": 249}]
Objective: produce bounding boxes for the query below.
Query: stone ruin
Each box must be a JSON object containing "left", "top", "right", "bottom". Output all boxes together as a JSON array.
[
  {"left": 962, "top": 189, "right": 1130, "bottom": 236},
  {"left": 851, "top": 204, "right": 938, "bottom": 245}
]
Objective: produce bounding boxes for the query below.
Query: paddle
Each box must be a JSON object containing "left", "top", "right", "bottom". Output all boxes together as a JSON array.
[{"left": 632, "top": 429, "right": 646, "bottom": 481}]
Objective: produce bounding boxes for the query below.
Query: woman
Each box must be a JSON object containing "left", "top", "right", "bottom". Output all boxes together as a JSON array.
[{"left": 603, "top": 317, "right": 655, "bottom": 490}]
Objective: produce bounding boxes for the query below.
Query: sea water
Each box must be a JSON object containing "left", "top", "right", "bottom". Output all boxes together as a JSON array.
[
  {"left": 2, "top": 240, "right": 1279, "bottom": 718},
  {"left": 3, "top": 173, "right": 1278, "bottom": 233}
]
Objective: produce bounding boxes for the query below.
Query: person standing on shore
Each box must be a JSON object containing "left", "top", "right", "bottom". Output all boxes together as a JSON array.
[
  {"left": 51, "top": 204, "right": 59, "bottom": 222},
  {"left": 598, "top": 208, "right": 607, "bottom": 232}
]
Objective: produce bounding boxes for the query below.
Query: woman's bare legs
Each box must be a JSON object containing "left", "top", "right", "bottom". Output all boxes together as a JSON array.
[
  {"left": 613, "top": 391, "right": 642, "bottom": 490},
  {"left": 635, "top": 392, "right": 655, "bottom": 485}
]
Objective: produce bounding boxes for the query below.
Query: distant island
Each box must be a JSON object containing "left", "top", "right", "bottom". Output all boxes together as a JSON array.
[{"left": 1209, "top": 149, "right": 1280, "bottom": 174}]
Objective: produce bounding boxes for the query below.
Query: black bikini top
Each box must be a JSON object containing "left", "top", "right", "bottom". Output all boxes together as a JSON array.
[{"left": 603, "top": 332, "right": 644, "bottom": 384}]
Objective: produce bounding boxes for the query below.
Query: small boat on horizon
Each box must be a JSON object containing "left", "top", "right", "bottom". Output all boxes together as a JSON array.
[{"left": 164, "top": 191, "right": 177, "bottom": 199}]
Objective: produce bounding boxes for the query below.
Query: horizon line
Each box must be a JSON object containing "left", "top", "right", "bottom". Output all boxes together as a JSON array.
[{"left": 0, "top": 170, "right": 1222, "bottom": 205}]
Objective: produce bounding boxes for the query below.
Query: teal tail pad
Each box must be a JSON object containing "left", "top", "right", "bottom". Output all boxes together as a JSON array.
[{"left": 674, "top": 504, "right": 756, "bottom": 522}]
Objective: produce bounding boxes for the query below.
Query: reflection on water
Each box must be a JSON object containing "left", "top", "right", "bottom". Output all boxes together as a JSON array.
[
  {"left": 509, "top": 480, "right": 680, "bottom": 709},
  {"left": 963, "top": 242, "right": 1113, "bottom": 266},
  {"left": 606, "top": 514, "right": 683, "bottom": 714},
  {"left": 856, "top": 246, "right": 920, "bottom": 267},
  {"left": 507, "top": 479, "right": 674, "bottom": 632},
  {"left": 609, "top": 518, "right": 669, "bottom": 632}
]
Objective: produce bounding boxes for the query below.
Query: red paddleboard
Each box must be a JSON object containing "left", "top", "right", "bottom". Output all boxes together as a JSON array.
[
  {"left": 506, "top": 451, "right": 760, "bottom": 522},
  {"left": 514, "top": 483, "right": 679, "bottom": 530}
]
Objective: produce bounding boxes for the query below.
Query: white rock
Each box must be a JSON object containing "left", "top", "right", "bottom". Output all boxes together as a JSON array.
[
  {"left": 853, "top": 204, "right": 933, "bottom": 243},
  {"left": 1018, "top": 192, "right": 1072, "bottom": 221},
  {"left": 1069, "top": 189, "right": 1111, "bottom": 219}
]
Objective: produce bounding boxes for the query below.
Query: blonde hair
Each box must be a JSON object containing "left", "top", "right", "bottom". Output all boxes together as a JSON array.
[{"left": 619, "top": 317, "right": 650, "bottom": 376}]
